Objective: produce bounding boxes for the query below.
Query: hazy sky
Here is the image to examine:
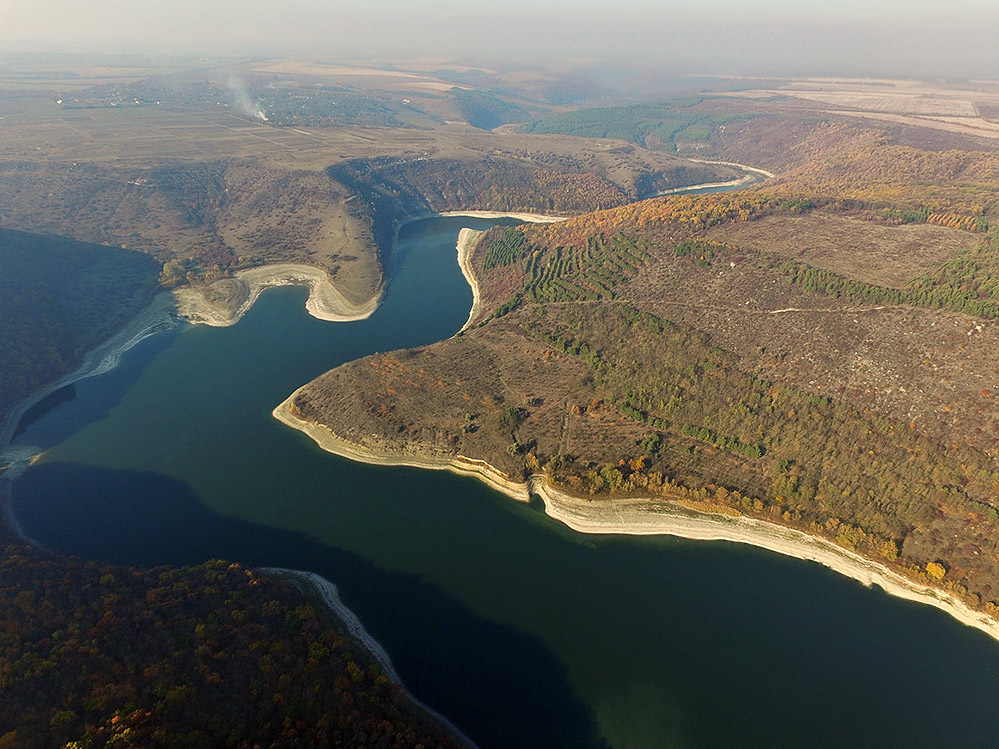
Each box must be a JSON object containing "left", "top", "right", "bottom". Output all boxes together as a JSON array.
[{"left": 3, "top": 0, "right": 998, "bottom": 78}]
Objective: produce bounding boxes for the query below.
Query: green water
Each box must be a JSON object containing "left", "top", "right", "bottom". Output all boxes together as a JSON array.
[{"left": 10, "top": 216, "right": 999, "bottom": 748}]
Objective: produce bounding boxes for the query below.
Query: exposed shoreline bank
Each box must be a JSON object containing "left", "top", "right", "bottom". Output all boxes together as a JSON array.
[
  {"left": 177, "top": 211, "right": 570, "bottom": 330},
  {"left": 456, "top": 228, "right": 485, "bottom": 333},
  {"left": 452, "top": 211, "right": 566, "bottom": 333},
  {"left": 0, "top": 292, "right": 179, "bottom": 469},
  {"left": 261, "top": 567, "right": 479, "bottom": 749},
  {"left": 533, "top": 483, "right": 999, "bottom": 644},
  {"left": 654, "top": 159, "right": 774, "bottom": 196},
  {"left": 686, "top": 157, "right": 777, "bottom": 180},
  {"left": 272, "top": 389, "right": 531, "bottom": 501},
  {"left": 173, "top": 263, "right": 380, "bottom": 328},
  {"left": 273, "top": 399, "right": 999, "bottom": 645}
]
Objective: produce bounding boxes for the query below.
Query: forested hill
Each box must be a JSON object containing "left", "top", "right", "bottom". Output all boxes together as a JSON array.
[
  {"left": 0, "top": 532, "right": 462, "bottom": 747},
  {"left": 0, "top": 229, "right": 160, "bottom": 425},
  {"left": 293, "top": 115, "right": 999, "bottom": 623}
]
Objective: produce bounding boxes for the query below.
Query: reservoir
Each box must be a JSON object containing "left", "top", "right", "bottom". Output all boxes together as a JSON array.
[{"left": 9, "top": 215, "right": 999, "bottom": 748}]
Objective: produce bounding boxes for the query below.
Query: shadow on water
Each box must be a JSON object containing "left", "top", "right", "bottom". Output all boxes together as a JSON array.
[
  {"left": 12, "top": 385, "right": 77, "bottom": 439},
  {"left": 13, "top": 461, "right": 606, "bottom": 749},
  {"left": 9, "top": 317, "right": 181, "bottom": 455}
]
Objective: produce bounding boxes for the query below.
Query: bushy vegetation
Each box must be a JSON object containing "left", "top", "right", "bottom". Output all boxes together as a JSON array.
[
  {"left": 481, "top": 227, "right": 537, "bottom": 270},
  {"left": 0, "top": 541, "right": 459, "bottom": 747},
  {"left": 781, "top": 229, "right": 999, "bottom": 318},
  {"left": 483, "top": 231, "right": 649, "bottom": 311}
]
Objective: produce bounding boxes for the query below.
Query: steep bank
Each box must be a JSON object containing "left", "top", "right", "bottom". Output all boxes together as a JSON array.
[
  {"left": 274, "top": 394, "right": 999, "bottom": 645},
  {"left": 0, "top": 292, "right": 178, "bottom": 470},
  {"left": 535, "top": 483, "right": 999, "bottom": 644},
  {"left": 273, "top": 389, "right": 530, "bottom": 502}
]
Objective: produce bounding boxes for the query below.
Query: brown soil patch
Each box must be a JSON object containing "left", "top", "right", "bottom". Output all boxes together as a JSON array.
[{"left": 706, "top": 213, "right": 979, "bottom": 288}]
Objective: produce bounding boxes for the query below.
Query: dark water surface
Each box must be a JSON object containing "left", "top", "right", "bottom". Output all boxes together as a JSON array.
[{"left": 11, "top": 216, "right": 999, "bottom": 748}]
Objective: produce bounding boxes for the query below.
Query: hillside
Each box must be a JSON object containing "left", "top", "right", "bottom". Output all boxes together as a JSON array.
[
  {"left": 0, "top": 531, "right": 462, "bottom": 747},
  {"left": 0, "top": 229, "right": 160, "bottom": 424},
  {"left": 289, "top": 115, "right": 999, "bottom": 621},
  {"left": 0, "top": 65, "right": 737, "bottom": 434}
]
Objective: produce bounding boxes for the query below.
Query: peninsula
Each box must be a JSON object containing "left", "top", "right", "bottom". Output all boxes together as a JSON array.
[{"left": 280, "top": 89, "right": 999, "bottom": 636}]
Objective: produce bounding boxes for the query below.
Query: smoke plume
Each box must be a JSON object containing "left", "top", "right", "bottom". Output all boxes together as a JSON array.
[{"left": 227, "top": 76, "right": 268, "bottom": 121}]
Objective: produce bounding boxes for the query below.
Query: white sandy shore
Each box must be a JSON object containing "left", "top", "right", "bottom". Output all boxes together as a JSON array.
[
  {"left": 174, "top": 263, "right": 379, "bottom": 328},
  {"left": 456, "top": 228, "right": 485, "bottom": 332},
  {"left": 655, "top": 160, "right": 774, "bottom": 196},
  {"left": 534, "top": 483, "right": 999, "bottom": 644},
  {"left": 439, "top": 210, "right": 565, "bottom": 223},
  {"left": 260, "top": 567, "right": 479, "bottom": 747},
  {"left": 274, "top": 397, "right": 999, "bottom": 645},
  {"left": 273, "top": 390, "right": 531, "bottom": 501},
  {"left": 686, "top": 157, "right": 777, "bottom": 180},
  {"left": 453, "top": 212, "right": 567, "bottom": 334}
]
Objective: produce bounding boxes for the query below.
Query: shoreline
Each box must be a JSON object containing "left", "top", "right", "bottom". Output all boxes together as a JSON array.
[
  {"left": 0, "top": 291, "right": 179, "bottom": 468},
  {"left": 533, "top": 483, "right": 999, "bottom": 645},
  {"left": 272, "top": 390, "right": 531, "bottom": 502},
  {"left": 438, "top": 209, "right": 565, "bottom": 223},
  {"left": 173, "top": 263, "right": 380, "bottom": 328},
  {"left": 456, "top": 228, "right": 485, "bottom": 332},
  {"left": 452, "top": 211, "right": 567, "bottom": 334},
  {"left": 274, "top": 397, "right": 999, "bottom": 646},
  {"left": 653, "top": 161, "right": 773, "bottom": 196},
  {"left": 260, "top": 567, "right": 479, "bottom": 749},
  {"left": 656, "top": 173, "right": 757, "bottom": 195},
  {"left": 686, "top": 157, "right": 777, "bottom": 180}
]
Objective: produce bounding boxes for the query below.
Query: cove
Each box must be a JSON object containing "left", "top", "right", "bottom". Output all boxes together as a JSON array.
[{"left": 8, "top": 215, "right": 999, "bottom": 748}]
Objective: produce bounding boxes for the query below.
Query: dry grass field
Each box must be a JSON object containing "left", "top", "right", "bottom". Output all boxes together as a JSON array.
[
  {"left": 719, "top": 77, "right": 999, "bottom": 141},
  {"left": 706, "top": 213, "right": 980, "bottom": 287}
]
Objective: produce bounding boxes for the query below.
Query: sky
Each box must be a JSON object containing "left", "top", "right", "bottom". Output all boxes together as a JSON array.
[{"left": 2, "top": 0, "right": 998, "bottom": 79}]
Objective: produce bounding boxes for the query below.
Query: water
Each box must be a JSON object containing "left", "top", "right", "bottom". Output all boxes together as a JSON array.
[{"left": 9, "top": 216, "right": 999, "bottom": 748}]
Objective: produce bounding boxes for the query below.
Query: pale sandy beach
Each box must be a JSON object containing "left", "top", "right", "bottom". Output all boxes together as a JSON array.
[
  {"left": 439, "top": 210, "right": 565, "bottom": 222},
  {"left": 456, "top": 228, "right": 485, "bottom": 332},
  {"left": 174, "top": 263, "right": 379, "bottom": 327},
  {"left": 687, "top": 157, "right": 777, "bottom": 180}
]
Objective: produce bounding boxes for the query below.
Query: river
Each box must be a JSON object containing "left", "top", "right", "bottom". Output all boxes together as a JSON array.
[{"left": 7, "top": 215, "right": 999, "bottom": 748}]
